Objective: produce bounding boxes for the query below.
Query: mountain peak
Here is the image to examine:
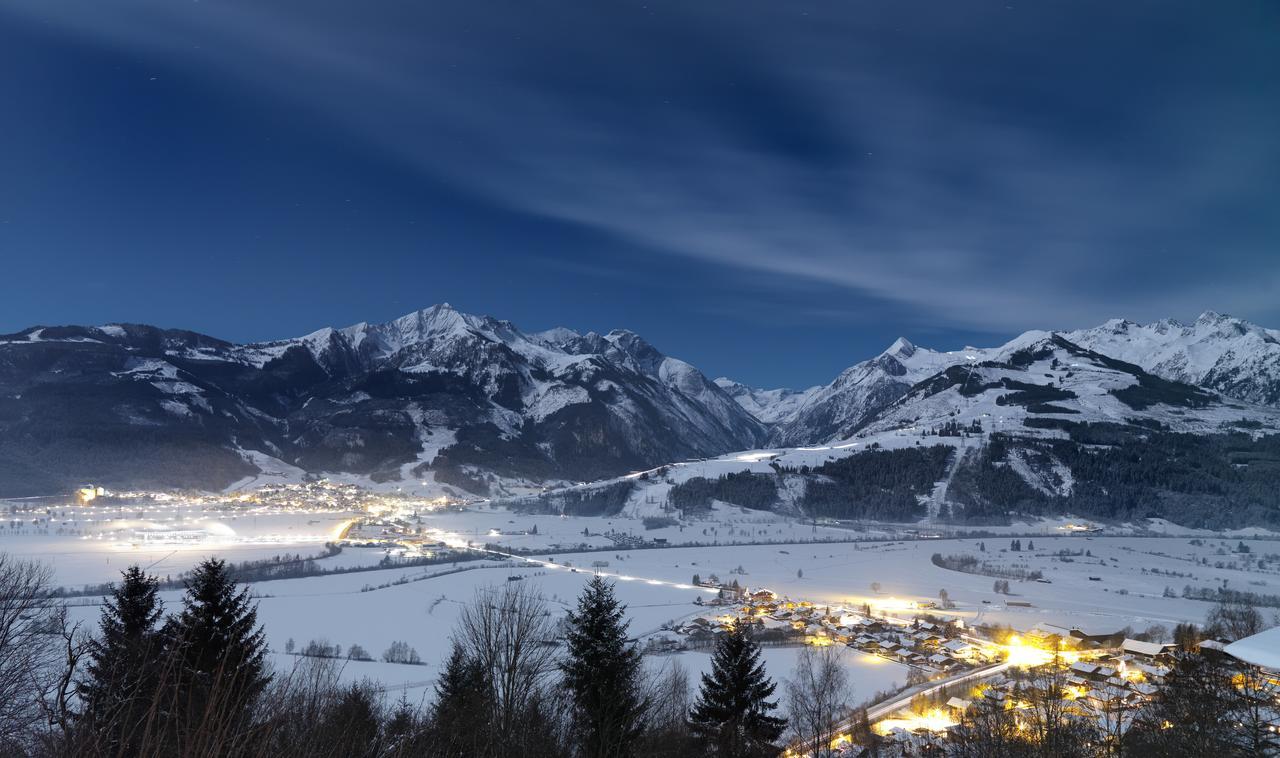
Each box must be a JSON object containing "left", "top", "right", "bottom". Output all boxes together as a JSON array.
[
  {"left": 532, "top": 326, "right": 582, "bottom": 346},
  {"left": 1101, "top": 317, "right": 1136, "bottom": 331},
  {"left": 1196, "top": 310, "right": 1231, "bottom": 326},
  {"left": 885, "top": 337, "right": 916, "bottom": 357},
  {"left": 387, "top": 305, "right": 470, "bottom": 339}
]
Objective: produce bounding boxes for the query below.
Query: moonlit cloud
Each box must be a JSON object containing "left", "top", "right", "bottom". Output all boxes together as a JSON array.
[{"left": 3, "top": 0, "right": 1278, "bottom": 336}]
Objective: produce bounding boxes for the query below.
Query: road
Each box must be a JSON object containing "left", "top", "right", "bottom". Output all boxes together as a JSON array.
[
  {"left": 784, "top": 660, "right": 1013, "bottom": 757},
  {"left": 864, "top": 661, "right": 1011, "bottom": 721}
]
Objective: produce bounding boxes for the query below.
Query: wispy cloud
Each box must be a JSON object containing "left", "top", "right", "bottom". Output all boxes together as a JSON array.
[{"left": 6, "top": 0, "right": 1277, "bottom": 331}]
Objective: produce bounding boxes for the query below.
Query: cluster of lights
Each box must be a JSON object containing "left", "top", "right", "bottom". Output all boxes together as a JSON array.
[
  {"left": 1001, "top": 635, "right": 1079, "bottom": 668},
  {"left": 873, "top": 708, "right": 958, "bottom": 736}
]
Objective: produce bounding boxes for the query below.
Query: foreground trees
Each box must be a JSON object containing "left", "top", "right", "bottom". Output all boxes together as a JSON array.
[
  {"left": 1124, "top": 651, "right": 1280, "bottom": 757},
  {"left": 639, "top": 661, "right": 698, "bottom": 757},
  {"left": 419, "top": 642, "right": 489, "bottom": 757},
  {"left": 948, "top": 649, "right": 1280, "bottom": 758},
  {"left": 560, "top": 576, "right": 648, "bottom": 758},
  {"left": 1205, "top": 597, "right": 1264, "bottom": 641},
  {"left": 690, "top": 626, "right": 787, "bottom": 757},
  {"left": 948, "top": 696, "right": 1033, "bottom": 758},
  {"left": 786, "top": 644, "right": 852, "bottom": 758},
  {"left": 452, "top": 582, "right": 565, "bottom": 757},
  {"left": 76, "top": 566, "right": 164, "bottom": 755},
  {"left": 1, "top": 555, "right": 789, "bottom": 758},
  {"left": 72, "top": 559, "right": 271, "bottom": 757},
  {"left": 0, "top": 556, "right": 62, "bottom": 752},
  {"left": 159, "top": 558, "right": 271, "bottom": 755}
]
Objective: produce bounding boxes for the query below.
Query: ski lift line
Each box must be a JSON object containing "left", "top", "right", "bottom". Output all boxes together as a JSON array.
[{"left": 143, "top": 550, "right": 178, "bottom": 573}]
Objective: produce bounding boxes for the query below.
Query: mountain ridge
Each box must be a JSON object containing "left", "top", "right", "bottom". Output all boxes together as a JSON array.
[
  {"left": 2, "top": 307, "right": 1278, "bottom": 521},
  {"left": 0, "top": 304, "right": 765, "bottom": 498},
  {"left": 717, "top": 312, "right": 1280, "bottom": 445}
]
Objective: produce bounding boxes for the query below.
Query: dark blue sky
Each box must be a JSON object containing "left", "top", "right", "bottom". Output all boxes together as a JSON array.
[{"left": 1, "top": 1, "right": 1277, "bottom": 388}]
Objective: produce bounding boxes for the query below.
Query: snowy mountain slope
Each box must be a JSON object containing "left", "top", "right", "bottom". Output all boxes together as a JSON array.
[
  {"left": 1065, "top": 311, "right": 1280, "bottom": 407},
  {"left": 718, "top": 313, "right": 1280, "bottom": 447},
  {"left": 712, "top": 378, "right": 820, "bottom": 424},
  {"left": 857, "top": 332, "right": 1279, "bottom": 438},
  {"left": 0, "top": 305, "right": 764, "bottom": 497},
  {"left": 765, "top": 337, "right": 971, "bottom": 445},
  {"left": 519, "top": 333, "right": 1280, "bottom": 528},
  {"left": 717, "top": 336, "right": 989, "bottom": 445},
  {"left": 4, "top": 306, "right": 1280, "bottom": 527}
]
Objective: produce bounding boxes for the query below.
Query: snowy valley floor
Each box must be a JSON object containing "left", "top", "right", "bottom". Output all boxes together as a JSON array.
[{"left": 5, "top": 506, "right": 1278, "bottom": 713}]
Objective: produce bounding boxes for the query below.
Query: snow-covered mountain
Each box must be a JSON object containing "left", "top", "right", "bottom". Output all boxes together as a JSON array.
[
  {"left": 762, "top": 338, "right": 964, "bottom": 445},
  {"left": 856, "top": 331, "right": 1277, "bottom": 438},
  {"left": 1065, "top": 312, "right": 1280, "bottom": 407},
  {"left": 717, "top": 312, "right": 1280, "bottom": 447},
  {"left": 515, "top": 331, "right": 1280, "bottom": 529},
  {"left": 712, "top": 378, "right": 820, "bottom": 425},
  {"left": 0, "top": 305, "right": 764, "bottom": 497},
  {"left": 5, "top": 305, "right": 1280, "bottom": 527}
]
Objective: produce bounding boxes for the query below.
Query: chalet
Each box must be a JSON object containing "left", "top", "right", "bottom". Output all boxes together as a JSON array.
[
  {"left": 1033, "top": 621, "right": 1121, "bottom": 648},
  {"left": 1222, "top": 625, "right": 1280, "bottom": 674},
  {"left": 1120, "top": 638, "right": 1174, "bottom": 660}
]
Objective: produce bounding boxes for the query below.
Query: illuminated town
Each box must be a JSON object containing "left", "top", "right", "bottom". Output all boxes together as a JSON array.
[{"left": 7, "top": 478, "right": 1278, "bottom": 755}]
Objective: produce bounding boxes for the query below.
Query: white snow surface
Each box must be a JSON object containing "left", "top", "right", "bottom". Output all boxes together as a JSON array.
[
  {"left": 7, "top": 494, "right": 1277, "bottom": 704},
  {"left": 1067, "top": 312, "right": 1280, "bottom": 406},
  {"left": 32, "top": 528, "right": 1280, "bottom": 705},
  {"left": 714, "top": 378, "right": 821, "bottom": 424},
  {"left": 1223, "top": 625, "right": 1280, "bottom": 670}
]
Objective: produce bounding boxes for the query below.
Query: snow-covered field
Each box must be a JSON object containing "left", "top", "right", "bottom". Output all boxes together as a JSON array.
[
  {"left": 15, "top": 509, "right": 1274, "bottom": 712},
  {"left": 0, "top": 505, "right": 358, "bottom": 588}
]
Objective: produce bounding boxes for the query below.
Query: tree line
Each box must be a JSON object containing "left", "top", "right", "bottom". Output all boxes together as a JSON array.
[
  {"left": 949, "top": 428, "right": 1280, "bottom": 528},
  {"left": 785, "top": 445, "right": 954, "bottom": 522},
  {"left": 947, "top": 644, "right": 1278, "bottom": 757}
]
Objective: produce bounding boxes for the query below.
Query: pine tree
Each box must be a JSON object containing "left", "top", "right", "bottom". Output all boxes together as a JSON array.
[
  {"left": 323, "top": 683, "right": 384, "bottom": 758},
  {"left": 162, "top": 558, "right": 269, "bottom": 743},
  {"left": 429, "top": 641, "right": 492, "bottom": 757},
  {"left": 561, "top": 575, "right": 647, "bottom": 758},
  {"left": 78, "top": 565, "right": 163, "bottom": 754},
  {"left": 384, "top": 694, "right": 422, "bottom": 752},
  {"left": 690, "top": 627, "right": 786, "bottom": 758}
]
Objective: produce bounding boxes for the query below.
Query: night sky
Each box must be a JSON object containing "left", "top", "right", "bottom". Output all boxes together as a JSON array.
[{"left": 1, "top": 1, "right": 1277, "bottom": 388}]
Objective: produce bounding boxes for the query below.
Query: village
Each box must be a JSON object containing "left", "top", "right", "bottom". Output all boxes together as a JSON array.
[
  {"left": 5, "top": 481, "right": 1279, "bottom": 755},
  {"left": 643, "top": 579, "right": 1280, "bottom": 754}
]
